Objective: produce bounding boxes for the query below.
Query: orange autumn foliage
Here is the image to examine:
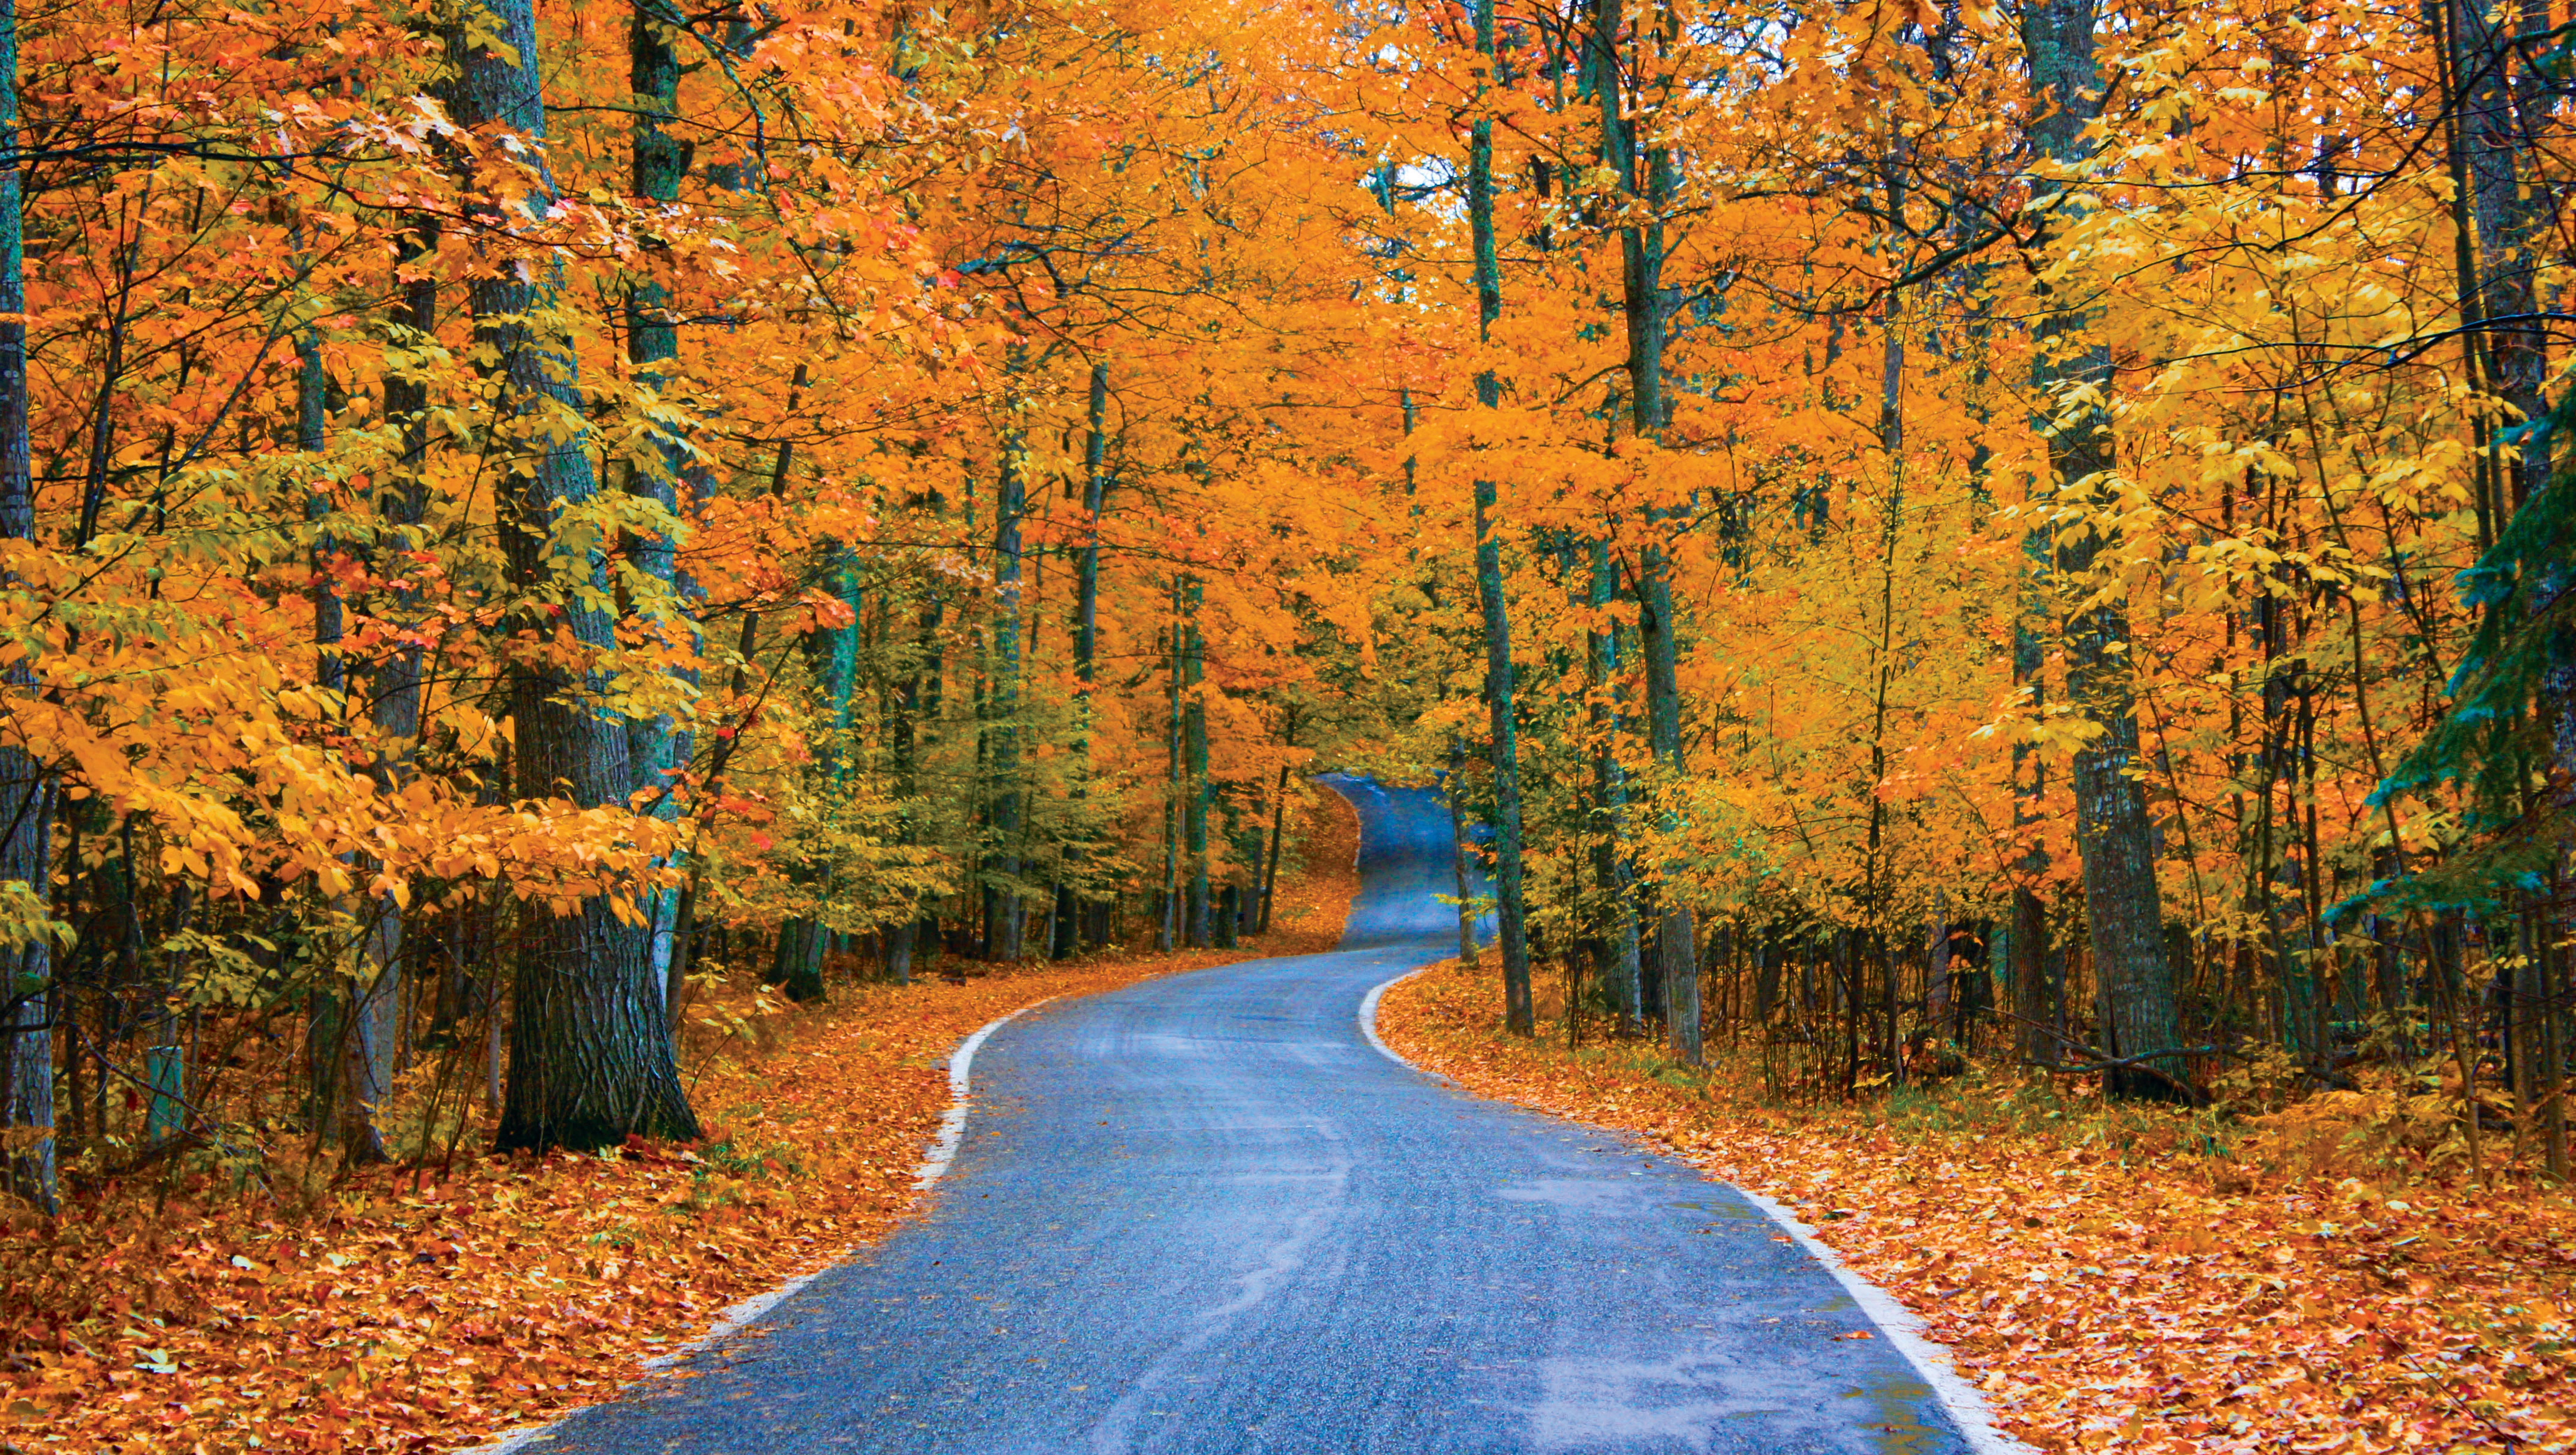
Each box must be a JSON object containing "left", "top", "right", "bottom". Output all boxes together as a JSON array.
[
  {"left": 1381, "top": 957, "right": 2576, "bottom": 1455},
  {"left": 0, "top": 794, "right": 1356, "bottom": 1454},
  {"left": 4, "top": 0, "right": 2576, "bottom": 1440}
]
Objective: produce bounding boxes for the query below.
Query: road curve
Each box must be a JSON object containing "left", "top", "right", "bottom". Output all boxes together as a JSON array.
[{"left": 537, "top": 777, "right": 1975, "bottom": 1454}]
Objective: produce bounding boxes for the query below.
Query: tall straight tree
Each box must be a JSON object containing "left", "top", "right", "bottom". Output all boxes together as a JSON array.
[
  {"left": 342, "top": 213, "right": 440, "bottom": 1159},
  {"left": 2023, "top": 0, "right": 2183, "bottom": 1097},
  {"left": 1158, "top": 587, "right": 1182, "bottom": 953},
  {"left": 454, "top": 0, "right": 701, "bottom": 1149},
  {"left": 1587, "top": 536, "right": 1643, "bottom": 1032},
  {"left": 1467, "top": 0, "right": 1534, "bottom": 1035},
  {"left": 985, "top": 386, "right": 1029, "bottom": 961},
  {"left": 1183, "top": 572, "right": 1212, "bottom": 948},
  {"left": 0, "top": 0, "right": 54, "bottom": 1212},
  {"left": 299, "top": 303, "right": 397, "bottom": 1166},
  {"left": 1595, "top": 0, "right": 1697, "bottom": 1062},
  {"left": 1053, "top": 360, "right": 1113, "bottom": 958},
  {"left": 766, "top": 543, "right": 856, "bottom": 1002},
  {"left": 627, "top": 0, "right": 699, "bottom": 1001}
]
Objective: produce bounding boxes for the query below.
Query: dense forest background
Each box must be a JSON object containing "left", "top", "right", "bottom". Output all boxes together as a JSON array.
[{"left": 1, "top": 0, "right": 2573, "bottom": 1215}]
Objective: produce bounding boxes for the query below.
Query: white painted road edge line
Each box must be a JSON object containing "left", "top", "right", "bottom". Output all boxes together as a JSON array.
[
  {"left": 463, "top": 998, "right": 1055, "bottom": 1455},
  {"left": 1358, "top": 966, "right": 1440, "bottom": 1074},
  {"left": 917, "top": 996, "right": 1056, "bottom": 1187},
  {"left": 1358, "top": 970, "right": 2036, "bottom": 1455},
  {"left": 1734, "top": 1189, "right": 2039, "bottom": 1455}
]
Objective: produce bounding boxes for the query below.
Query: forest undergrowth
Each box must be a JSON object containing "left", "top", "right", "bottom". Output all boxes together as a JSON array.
[
  {"left": 1380, "top": 959, "right": 2575, "bottom": 1455},
  {"left": 0, "top": 801, "right": 1358, "bottom": 1455}
]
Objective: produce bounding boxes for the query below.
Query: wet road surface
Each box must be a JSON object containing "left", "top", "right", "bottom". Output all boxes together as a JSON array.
[{"left": 535, "top": 776, "right": 1975, "bottom": 1455}]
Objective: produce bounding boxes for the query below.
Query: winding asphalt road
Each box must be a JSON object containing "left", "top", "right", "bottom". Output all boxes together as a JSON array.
[{"left": 533, "top": 778, "right": 1979, "bottom": 1454}]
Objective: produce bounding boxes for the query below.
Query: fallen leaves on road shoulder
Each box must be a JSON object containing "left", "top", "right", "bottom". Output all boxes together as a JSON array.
[
  {"left": 0, "top": 793, "right": 1359, "bottom": 1454},
  {"left": 1380, "top": 957, "right": 2576, "bottom": 1455}
]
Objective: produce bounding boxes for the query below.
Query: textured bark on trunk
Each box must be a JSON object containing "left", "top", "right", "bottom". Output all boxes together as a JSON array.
[
  {"left": 765, "top": 917, "right": 826, "bottom": 1002},
  {"left": 2449, "top": 0, "right": 2567, "bottom": 1165},
  {"left": 2451, "top": 0, "right": 2552, "bottom": 517},
  {"left": 1596, "top": 0, "right": 1697, "bottom": 1063},
  {"left": 0, "top": 0, "right": 56, "bottom": 1211},
  {"left": 768, "top": 921, "right": 824, "bottom": 1001},
  {"left": 2024, "top": 0, "right": 2183, "bottom": 1099},
  {"left": 454, "top": 0, "right": 699, "bottom": 1150},
  {"left": 883, "top": 923, "right": 915, "bottom": 986},
  {"left": 1467, "top": 0, "right": 1533, "bottom": 1035},
  {"left": 2008, "top": 886, "right": 2054, "bottom": 1063},
  {"left": 1865, "top": 249, "right": 1909, "bottom": 1083}
]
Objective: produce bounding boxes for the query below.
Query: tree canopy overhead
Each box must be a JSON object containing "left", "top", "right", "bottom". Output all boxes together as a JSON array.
[{"left": 1, "top": 0, "right": 2573, "bottom": 1207}]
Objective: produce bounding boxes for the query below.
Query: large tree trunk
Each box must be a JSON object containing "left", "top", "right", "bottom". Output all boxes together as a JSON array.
[
  {"left": 2025, "top": 0, "right": 2184, "bottom": 1099},
  {"left": 2450, "top": 0, "right": 2552, "bottom": 519},
  {"left": 1597, "top": 0, "right": 1698, "bottom": 1063},
  {"left": 455, "top": 0, "right": 700, "bottom": 1151},
  {"left": 767, "top": 920, "right": 825, "bottom": 1001},
  {"left": 2450, "top": 0, "right": 2566, "bottom": 1167},
  {"left": 0, "top": 0, "right": 54, "bottom": 1209},
  {"left": 762, "top": 901, "right": 825, "bottom": 1003},
  {"left": 2008, "top": 885, "right": 2054, "bottom": 1063},
  {"left": 1466, "top": 0, "right": 1534, "bottom": 1035}
]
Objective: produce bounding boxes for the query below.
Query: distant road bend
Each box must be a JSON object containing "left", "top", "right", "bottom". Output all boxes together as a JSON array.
[{"left": 535, "top": 777, "right": 1984, "bottom": 1454}]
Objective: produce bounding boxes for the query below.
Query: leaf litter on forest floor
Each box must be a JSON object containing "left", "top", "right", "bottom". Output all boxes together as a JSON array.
[
  {"left": 1379, "top": 957, "right": 2576, "bottom": 1455},
  {"left": 0, "top": 799, "right": 1359, "bottom": 1454}
]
